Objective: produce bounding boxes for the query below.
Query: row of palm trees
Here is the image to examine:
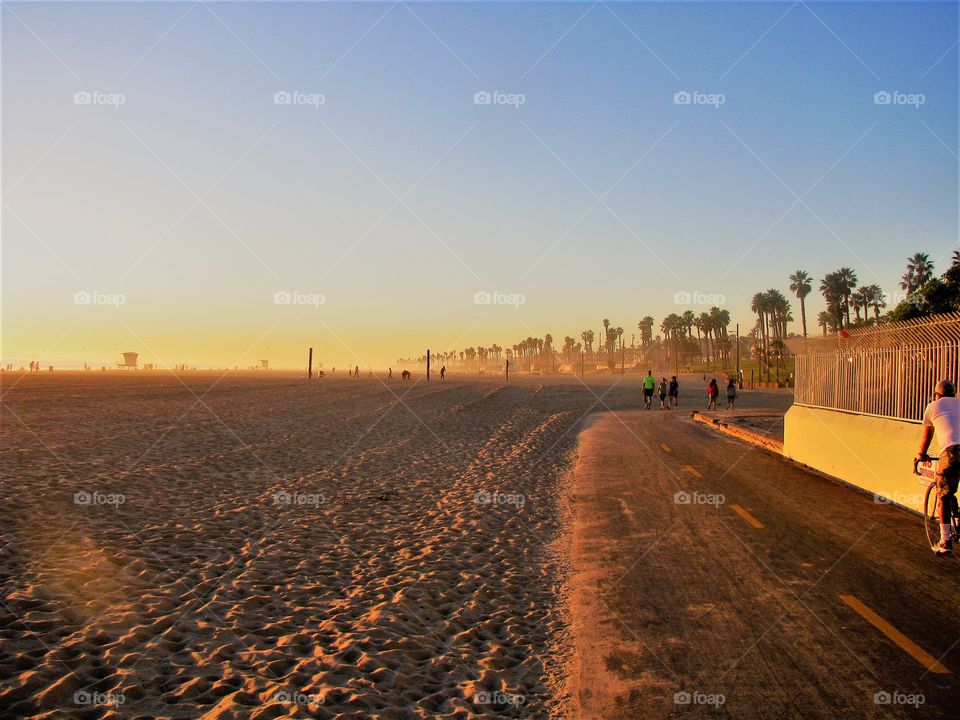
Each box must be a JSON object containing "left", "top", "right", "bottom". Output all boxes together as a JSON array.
[{"left": 786, "top": 252, "right": 941, "bottom": 337}]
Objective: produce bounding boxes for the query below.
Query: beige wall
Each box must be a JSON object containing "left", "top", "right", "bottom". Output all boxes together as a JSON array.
[{"left": 783, "top": 405, "right": 936, "bottom": 514}]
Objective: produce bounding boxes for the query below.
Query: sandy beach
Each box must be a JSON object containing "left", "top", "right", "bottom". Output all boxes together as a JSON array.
[{"left": 1, "top": 371, "right": 671, "bottom": 719}]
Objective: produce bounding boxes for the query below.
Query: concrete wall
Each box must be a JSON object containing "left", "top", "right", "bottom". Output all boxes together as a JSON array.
[{"left": 783, "top": 405, "right": 935, "bottom": 514}]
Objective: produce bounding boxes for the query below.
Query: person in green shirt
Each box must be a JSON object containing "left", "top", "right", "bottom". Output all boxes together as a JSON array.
[{"left": 642, "top": 370, "right": 656, "bottom": 409}]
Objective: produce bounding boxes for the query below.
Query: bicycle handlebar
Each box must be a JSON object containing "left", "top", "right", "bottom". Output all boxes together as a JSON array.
[{"left": 913, "top": 455, "right": 939, "bottom": 475}]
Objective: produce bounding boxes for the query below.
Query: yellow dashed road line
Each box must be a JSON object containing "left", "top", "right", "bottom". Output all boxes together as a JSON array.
[
  {"left": 840, "top": 595, "right": 949, "bottom": 674},
  {"left": 730, "top": 503, "right": 764, "bottom": 529}
]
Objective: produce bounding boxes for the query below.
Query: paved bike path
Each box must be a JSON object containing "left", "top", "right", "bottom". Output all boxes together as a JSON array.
[{"left": 569, "top": 410, "right": 960, "bottom": 719}]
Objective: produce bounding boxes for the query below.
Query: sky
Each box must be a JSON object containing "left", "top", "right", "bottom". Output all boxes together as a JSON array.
[{"left": 2, "top": 1, "right": 957, "bottom": 369}]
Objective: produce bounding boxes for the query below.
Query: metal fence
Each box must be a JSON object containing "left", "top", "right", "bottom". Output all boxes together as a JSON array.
[{"left": 785, "top": 312, "right": 960, "bottom": 422}]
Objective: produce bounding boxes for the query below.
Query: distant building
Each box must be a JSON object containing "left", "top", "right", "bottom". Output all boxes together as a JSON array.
[{"left": 120, "top": 352, "right": 139, "bottom": 369}]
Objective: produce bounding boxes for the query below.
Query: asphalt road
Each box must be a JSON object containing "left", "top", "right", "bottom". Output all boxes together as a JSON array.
[{"left": 570, "top": 409, "right": 960, "bottom": 719}]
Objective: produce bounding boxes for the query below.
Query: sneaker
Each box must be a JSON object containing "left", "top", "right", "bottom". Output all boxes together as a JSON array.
[{"left": 932, "top": 539, "right": 954, "bottom": 555}]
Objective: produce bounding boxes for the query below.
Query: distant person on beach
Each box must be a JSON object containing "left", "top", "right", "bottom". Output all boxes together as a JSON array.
[
  {"left": 658, "top": 378, "right": 668, "bottom": 410},
  {"left": 401, "top": 370, "right": 411, "bottom": 381},
  {"left": 726, "top": 378, "right": 737, "bottom": 410},
  {"left": 669, "top": 376, "right": 679, "bottom": 408},
  {"left": 643, "top": 370, "right": 656, "bottom": 409},
  {"left": 707, "top": 379, "right": 719, "bottom": 410},
  {"left": 354, "top": 366, "right": 359, "bottom": 378},
  {"left": 388, "top": 368, "right": 393, "bottom": 379},
  {"left": 917, "top": 379, "right": 960, "bottom": 555},
  {"left": 440, "top": 365, "right": 446, "bottom": 381}
]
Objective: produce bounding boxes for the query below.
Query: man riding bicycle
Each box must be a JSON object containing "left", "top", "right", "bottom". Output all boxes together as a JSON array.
[{"left": 916, "top": 379, "right": 960, "bottom": 555}]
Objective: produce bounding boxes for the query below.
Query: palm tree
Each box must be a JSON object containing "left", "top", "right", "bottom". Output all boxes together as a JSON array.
[
  {"left": 836, "top": 267, "right": 858, "bottom": 326},
  {"left": 901, "top": 252, "right": 934, "bottom": 295},
  {"left": 863, "top": 285, "right": 885, "bottom": 322},
  {"left": 788, "top": 270, "right": 812, "bottom": 337},
  {"left": 750, "top": 292, "right": 768, "bottom": 370},
  {"left": 820, "top": 272, "right": 846, "bottom": 329},
  {"left": 817, "top": 311, "right": 831, "bottom": 335}
]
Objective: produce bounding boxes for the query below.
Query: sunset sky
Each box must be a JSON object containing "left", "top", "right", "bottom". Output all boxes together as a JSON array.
[{"left": 3, "top": 1, "right": 957, "bottom": 369}]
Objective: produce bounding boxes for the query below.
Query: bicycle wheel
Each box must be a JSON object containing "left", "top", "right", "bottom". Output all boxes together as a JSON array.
[{"left": 924, "top": 482, "right": 941, "bottom": 548}]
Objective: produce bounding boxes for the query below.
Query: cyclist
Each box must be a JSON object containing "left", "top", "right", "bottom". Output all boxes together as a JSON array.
[{"left": 917, "top": 379, "right": 960, "bottom": 555}]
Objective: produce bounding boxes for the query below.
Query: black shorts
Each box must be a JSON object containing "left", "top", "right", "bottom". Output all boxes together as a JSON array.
[{"left": 643, "top": 388, "right": 654, "bottom": 397}]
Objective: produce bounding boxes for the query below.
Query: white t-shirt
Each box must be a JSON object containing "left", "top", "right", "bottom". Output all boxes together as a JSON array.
[{"left": 922, "top": 396, "right": 960, "bottom": 449}]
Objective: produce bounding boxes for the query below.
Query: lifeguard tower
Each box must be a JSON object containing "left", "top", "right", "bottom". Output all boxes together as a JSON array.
[{"left": 119, "top": 352, "right": 139, "bottom": 369}]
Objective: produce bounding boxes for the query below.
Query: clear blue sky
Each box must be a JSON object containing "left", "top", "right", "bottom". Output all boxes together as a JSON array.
[{"left": 3, "top": 1, "right": 957, "bottom": 368}]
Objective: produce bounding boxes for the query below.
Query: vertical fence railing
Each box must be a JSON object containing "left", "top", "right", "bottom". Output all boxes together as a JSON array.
[{"left": 785, "top": 313, "right": 960, "bottom": 422}]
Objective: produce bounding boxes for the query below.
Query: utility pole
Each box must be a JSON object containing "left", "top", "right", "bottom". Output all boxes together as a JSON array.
[
  {"left": 505, "top": 358, "right": 509, "bottom": 382},
  {"left": 735, "top": 324, "right": 740, "bottom": 388},
  {"left": 427, "top": 349, "right": 431, "bottom": 381},
  {"left": 307, "top": 347, "right": 313, "bottom": 379},
  {"left": 621, "top": 341, "right": 625, "bottom": 375}
]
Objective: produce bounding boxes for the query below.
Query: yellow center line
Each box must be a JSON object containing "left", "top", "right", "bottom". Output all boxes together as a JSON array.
[
  {"left": 660, "top": 443, "right": 671, "bottom": 452},
  {"left": 683, "top": 464, "right": 702, "bottom": 478},
  {"left": 729, "top": 503, "right": 764, "bottom": 528},
  {"left": 840, "top": 594, "right": 949, "bottom": 674}
]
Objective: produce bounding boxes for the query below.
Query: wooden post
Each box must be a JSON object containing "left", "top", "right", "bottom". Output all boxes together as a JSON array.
[
  {"left": 581, "top": 351, "right": 584, "bottom": 377},
  {"left": 735, "top": 324, "right": 740, "bottom": 388},
  {"left": 427, "top": 349, "right": 431, "bottom": 381},
  {"left": 308, "top": 347, "right": 313, "bottom": 379},
  {"left": 751, "top": 369, "right": 754, "bottom": 389},
  {"left": 621, "top": 342, "right": 625, "bottom": 375},
  {"left": 505, "top": 358, "right": 509, "bottom": 382}
]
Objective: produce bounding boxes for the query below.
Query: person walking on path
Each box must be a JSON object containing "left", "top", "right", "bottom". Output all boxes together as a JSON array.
[
  {"left": 668, "top": 376, "right": 679, "bottom": 408},
  {"left": 388, "top": 368, "right": 393, "bottom": 380},
  {"left": 707, "top": 379, "right": 719, "bottom": 410},
  {"left": 726, "top": 378, "right": 738, "bottom": 410},
  {"left": 642, "top": 370, "right": 656, "bottom": 409},
  {"left": 658, "top": 378, "right": 669, "bottom": 410},
  {"left": 440, "top": 366, "right": 446, "bottom": 381},
  {"left": 354, "top": 366, "right": 360, "bottom": 378}
]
